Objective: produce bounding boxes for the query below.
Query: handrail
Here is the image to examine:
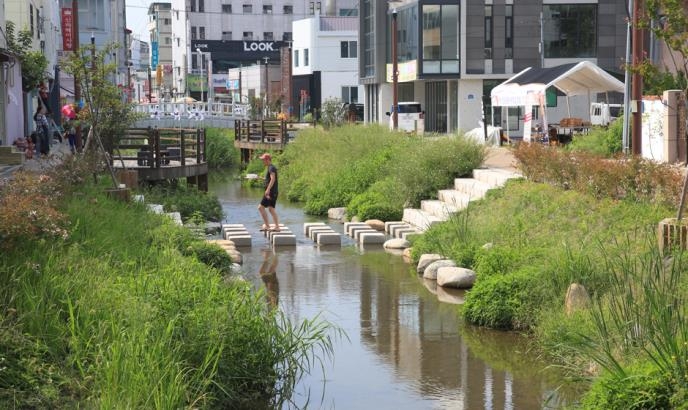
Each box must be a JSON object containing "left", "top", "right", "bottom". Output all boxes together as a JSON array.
[
  {"left": 112, "top": 127, "right": 206, "bottom": 169},
  {"left": 134, "top": 102, "right": 250, "bottom": 119}
]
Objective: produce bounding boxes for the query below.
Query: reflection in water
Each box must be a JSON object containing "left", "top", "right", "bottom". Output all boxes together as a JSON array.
[
  {"left": 209, "top": 172, "right": 573, "bottom": 409},
  {"left": 259, "top": 249, "right": 279, "bottom": 309}
]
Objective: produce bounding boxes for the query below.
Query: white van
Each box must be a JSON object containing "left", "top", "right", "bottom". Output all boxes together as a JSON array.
[
  {"left": 590, "top": 103, "right": 623, "bottom": 126},
  {"left": 387, "top": 102, "right": 425, "bottom": 134}
]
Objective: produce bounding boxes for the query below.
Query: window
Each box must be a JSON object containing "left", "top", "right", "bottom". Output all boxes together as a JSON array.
[
  {"left": 243, "top": 4, "right": 252, "bottom": 13},
  {"left": 341, "top": 41, "right": 357, "bottom": 58},
  {"left": 342, "top": 86, "right": 358, "bottom": 103},
  {"left": 243, "top": 31, "right": 253, "bottom": 40},
  {"left": 283, "top": 32, "right": 292, "bottom": 41},
  {"left": 543, "top": 4, "right": 597, "bottom": 58},
  {"left": 190, "top": 0, "right": 195, "bottom": 12},
  {"left": 222, "top": 4, "right": 232, "bottom": 13},
  {"left": 422, "top": 4, "right": 459, "bottom": 74},
  {"left": 484, "top": 6, "right": 493, "bottom": 59},
  {"left": 36, "top": 9, "right": 41, "bottom": 38},
  {"left": 309, "top": 2, "right": 321, "bottom": 15},
  {"left": 362, "top": 0, "right": 375, "bottom": 76},
  {"left": 163, "top": 18, "right": 171, "bottom": 25},
  {"left": 199, "top": 27, "right": 205, "bottom": 40},
  {"left": 304, "top": 49, "right": 309, "bottom": 66},
  {"left": 294, "top": 50, "right": 299, "bottom": 67},
  {"left": 222, "top": 31, "right": 232, "bottom": 40},
  {"left": 30, "top": 5, "right": 34, "bottom": 37},
  {"left": 176, "top": 37, "right": 180, "bottom": 46},
  {"left": 264, "top": 32, "right": 274, "bottom": 41},
  {"left": 165, "top": 37, "right": 171, "bottom": 45},
  {"left": 198, "top": 0, "right": 204, "bottom": 12},
  {"left": 283, "top": 5, "right": 293, "bottom": 14},
  {"left": 191, "top": 26, "right": 197, "bottom": 40},
  {"left": 263, "top": 5, "right": 272, "bottom": 14},
  {"left": 340, "top": 8, "right": 358, "bottom": 16},
  {"left": 192, "top": 54, "right": 198, "bottom": 69},
  {"left": 505, "top": 5, "right": 513, "bottom": 58}
]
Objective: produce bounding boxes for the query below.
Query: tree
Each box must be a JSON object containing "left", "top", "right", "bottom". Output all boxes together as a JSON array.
[
  {"left": 641, "top": 1, "right": 688, "bottom": 92},
  {"left": 5, "top": 21, "right": 48, "bottom": 92},
  {"left": 62, "top": 42, "right": 141, "bottom": 155}
]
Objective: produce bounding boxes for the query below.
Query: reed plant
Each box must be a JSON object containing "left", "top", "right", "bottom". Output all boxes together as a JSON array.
[
  {"left": 205, "top": 127, "right": 239, "bottom": 168},
  {"left": 0, "top": 173, "right": 338, "bottom": 408}
]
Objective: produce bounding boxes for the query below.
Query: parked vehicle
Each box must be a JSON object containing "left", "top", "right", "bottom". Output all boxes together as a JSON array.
[
  {"left": 590, "top": 102, "right": 623, "bottom": 126},
  {"left": 387, "top": 102, "right": 425, "bottom": 133}
]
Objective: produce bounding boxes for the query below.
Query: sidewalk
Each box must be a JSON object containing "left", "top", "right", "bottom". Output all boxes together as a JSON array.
[{"left": 0, "top": 141, "right": 72, "bottom": 179}]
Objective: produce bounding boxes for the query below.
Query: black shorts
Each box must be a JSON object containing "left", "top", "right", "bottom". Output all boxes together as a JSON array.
[{"left": 260, "top": 193, "right": 278, "bottom": 208}]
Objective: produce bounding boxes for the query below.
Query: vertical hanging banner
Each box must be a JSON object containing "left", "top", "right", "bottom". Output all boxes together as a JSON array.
[
  {"left": 151, "top": 41, "right": 159, "bottom": 68},
  {"left": 61, "top": 8, "right": 74, "bottom": 51}
]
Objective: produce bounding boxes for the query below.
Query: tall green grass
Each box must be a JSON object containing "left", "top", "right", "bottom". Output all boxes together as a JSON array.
[
  {"left": 0, "top": 181, "right": 337, "bottom": 408},
  {"left": 279, "top": 124, "right": 485, "bottom": 217},
  {"left": 205, "top": 127, "right": 239, "bottom": 168}
]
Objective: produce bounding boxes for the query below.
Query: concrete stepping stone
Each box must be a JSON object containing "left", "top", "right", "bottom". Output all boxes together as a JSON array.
[
  {"left": 303, "top": 222, "right": 327, "bottom": 235},
  {"left": 385, "top": 221, "right": 408, "bottom": 234},
  {"left": 344, "top": 222, "right": 370, "bottom": 236},
  {"left": 316, "top": 232, "right": 341, "bottom": 245},
  {"left": 359, "top": 231, "right": 386, "bottom": 244},
  {"left": 353, "top": 228, "right": 378, "bottom": 241},
  {"left": 309, "top": 226, "right": 335, "bottom": 241}
]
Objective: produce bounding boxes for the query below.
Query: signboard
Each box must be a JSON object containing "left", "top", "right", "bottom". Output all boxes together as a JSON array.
[
  {"left": 61, "top": 8, "right": 74, "bottom": 51},
  {"left": 386, "top": 60, "right": 418, "bottom": 83},
  {"left": 151, "top": 41, "right": 159, "bottom": 68},
  {"left": 226, "top": 79, "right": 239, "bottom": 90}
]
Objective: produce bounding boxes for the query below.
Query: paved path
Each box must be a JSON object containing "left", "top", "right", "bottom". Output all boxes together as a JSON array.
[
  {"left": 0, "top": 141, "right": 72, "bottom": 179},
  {"left": 483, "top": 146, "right": 519, "bottom": 173}
]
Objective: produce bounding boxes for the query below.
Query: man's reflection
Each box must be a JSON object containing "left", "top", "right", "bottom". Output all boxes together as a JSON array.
[{"left": 259, "top": 249, "right": 279, "bottom": 309}]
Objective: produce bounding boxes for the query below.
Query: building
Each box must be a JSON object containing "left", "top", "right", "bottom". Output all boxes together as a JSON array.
[
  {"left": 292, "top": 14, "right": 360, "bottom": 120},
  {"left": 359, "top": 0, "right": 628, "bottom": 134},
  {"left": 148, "top": 2, "right": 176, "bottom": 100},
  {"left": 168, "top": 0, "right": 358, "bottom": 103}
]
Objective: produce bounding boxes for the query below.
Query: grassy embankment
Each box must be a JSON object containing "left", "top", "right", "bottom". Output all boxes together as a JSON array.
[
  {"left": 278, "top": 124, "right": 486, "bottom": 220},
  {"left": 0, "top": 153, "right": 335, "bottom": 408},
  {"left": 278, "top": 124, "right": 688, "bottom": 408}
]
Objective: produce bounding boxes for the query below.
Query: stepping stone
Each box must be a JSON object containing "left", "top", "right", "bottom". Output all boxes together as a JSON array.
[
  {"left": 272, "top": 233, "right": 296, "bottom": 246},
  {"left": 309, "top": 226, "right": 334, "bottom": 240},
  {"left": 354, "top": 228, "right": 379, "bottom": 242},
  {"left": 304, "top": 222, "right": 327, "bottom": 235},
  {"left": 385, "top": 221, "right": 407, "bottom": 234},
  {"left": 359, "top": 232, "right": 386, "bottom": 244},
  {"left": 226, "top": 235, "right": 251, "bottom": 247},
  {"left": 312, "top": 229, "right": 337, "bottom": 242},
  {"left": 316, "top": 232, "right": 341, "bottom": 245},
  {"left": 344, "top": 222, "right": 370, "bottom": 236}
]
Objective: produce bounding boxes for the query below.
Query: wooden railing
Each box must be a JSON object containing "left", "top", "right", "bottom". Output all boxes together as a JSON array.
[
  {"left": 234, "top": 120, "right": 305, "bottom": 148},
  {"left": 114, "top": 127, "right": 206, "bottom": 168}
]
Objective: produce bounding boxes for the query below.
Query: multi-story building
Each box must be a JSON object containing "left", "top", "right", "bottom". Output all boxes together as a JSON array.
[
  {"left": 148, "top": 2, "right": 175, "bottom": 100},
  {"left": 292, "top": 14, "right": 361, "bottom": 120},
  {"left": 360, "top": 0, "right": 628, "bottom": 134},
  {"left": 169, "top": 0, "right": 358, "bottom": 102}
]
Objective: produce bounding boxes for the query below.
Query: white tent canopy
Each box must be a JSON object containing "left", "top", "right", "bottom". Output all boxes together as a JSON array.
[{"left": 490, "top": 61, "right": 624, "bottom": 107}]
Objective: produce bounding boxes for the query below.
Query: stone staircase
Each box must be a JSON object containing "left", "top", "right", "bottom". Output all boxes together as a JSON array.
[{"left": 402, "top": 167, "right": 522, "bottom": 231}]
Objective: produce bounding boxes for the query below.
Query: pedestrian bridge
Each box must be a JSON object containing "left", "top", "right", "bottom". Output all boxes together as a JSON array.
[{"left": 132, "top": 102, "right": 249, "bottom": 129}]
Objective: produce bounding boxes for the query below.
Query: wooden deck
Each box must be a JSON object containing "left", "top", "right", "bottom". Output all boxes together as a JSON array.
[
  {"left": 112, "top": 127, "right": 208, "bottom": 190},
  {"left": 234, "top": 120, "right": 306, "bottom": 162}
]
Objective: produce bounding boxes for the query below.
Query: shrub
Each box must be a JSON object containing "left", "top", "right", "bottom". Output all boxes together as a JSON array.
[
  {"left": 347, "top": 178, "right": 406, "bottom": 221},
  {"left": 463, "top": 266, "right": 547, "bottom": 330},
  {"left": 205, "top": 128, "right": 239, "bottom": 168},
  {"left": 473, "top": 245, "right": 522, "bottom": 277},
  {"left": 184, "top": 241, "right": 234, "bottom": 275},
  {"left": 319, "top": 98, "right": 346, "bottom": 129},
  {"left": 143, "top": 184, "right": 223, "bottom": 222},
  {"left": 567, "top": 117, "right": 623, "bottom": 157},
  {"left": 579, "top": 362, "right": 673, "bottom": 410}
]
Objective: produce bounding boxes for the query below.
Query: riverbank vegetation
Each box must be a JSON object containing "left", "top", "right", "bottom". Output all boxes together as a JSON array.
[
  {"left": 411, "top": 142, "right": 687, "bottom": 407},
  {"left": 278, "top": 125, "right": 486, "bottom": 220},
  {"left": 0, "top": 156, "right": 335, "bottom": 408},
  {"left": 206, "top": 127, "right": 239, "bottom": 168}
]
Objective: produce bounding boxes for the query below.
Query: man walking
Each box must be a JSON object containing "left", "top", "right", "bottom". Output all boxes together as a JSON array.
[{"left": 258, "top": 153, "right": 280, "bottom": 232}]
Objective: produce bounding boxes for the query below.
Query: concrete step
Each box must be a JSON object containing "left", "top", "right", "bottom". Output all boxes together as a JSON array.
[
  {"left": 472, "top": 168, "right": 520, "bottom": 187},
  {"left": 0, "top": 146, "right": 25, "bottom": 165},
  {"left": 452, "top": 179, "right": 493, "bottom": 200},
  {"left": 437, "top": 190, "right": 471, "bottom": 208},
  {"left": 421, "top": 199, "right": 459, "bottom": 219},
  {"left": 402, "top": 208, "right": 444, "bottom": 231}
]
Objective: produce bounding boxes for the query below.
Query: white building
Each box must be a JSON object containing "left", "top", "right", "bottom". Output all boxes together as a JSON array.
[{"left": 292, "top": 14, "right": 360, "bottom": 120}]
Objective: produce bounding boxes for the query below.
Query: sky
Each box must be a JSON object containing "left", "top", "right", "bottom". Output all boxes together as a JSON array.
[{"left": 126, "top": 0, "right": 153, "bottom": 43}]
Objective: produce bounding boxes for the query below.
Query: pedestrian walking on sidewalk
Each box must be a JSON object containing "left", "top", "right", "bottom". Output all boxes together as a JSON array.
[{"left": 258, "top": 153, "right": 280, "bottom": 232}]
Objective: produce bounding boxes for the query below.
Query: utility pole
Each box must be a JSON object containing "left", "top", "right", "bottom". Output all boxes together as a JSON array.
[
  {"left": 263, "top": 57, "right": 269, "bottom": 118},
  {"left": 631, "top": 0, "right": 644, "bottom": 156},
  {"left": 391, "top": 8, "right": 398, "bottom": 130},
  {"left": 72, "top": 0, "right": 82, "bottom": 152},
  {"left": 147, "top": 66, "right": 152, "bottom": 102}
]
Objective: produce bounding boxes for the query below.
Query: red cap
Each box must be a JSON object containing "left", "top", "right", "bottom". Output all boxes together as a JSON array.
[{"left": 259, "top": 153, "right": 271, "bottom": 160}]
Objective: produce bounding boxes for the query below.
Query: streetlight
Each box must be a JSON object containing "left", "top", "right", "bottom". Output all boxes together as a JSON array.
[
  {"left": 196, "top": 48, "right": 204, "bottom": 103},
  {"left": 391, "top": 7, "right": 399, "bottom": 130}
]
